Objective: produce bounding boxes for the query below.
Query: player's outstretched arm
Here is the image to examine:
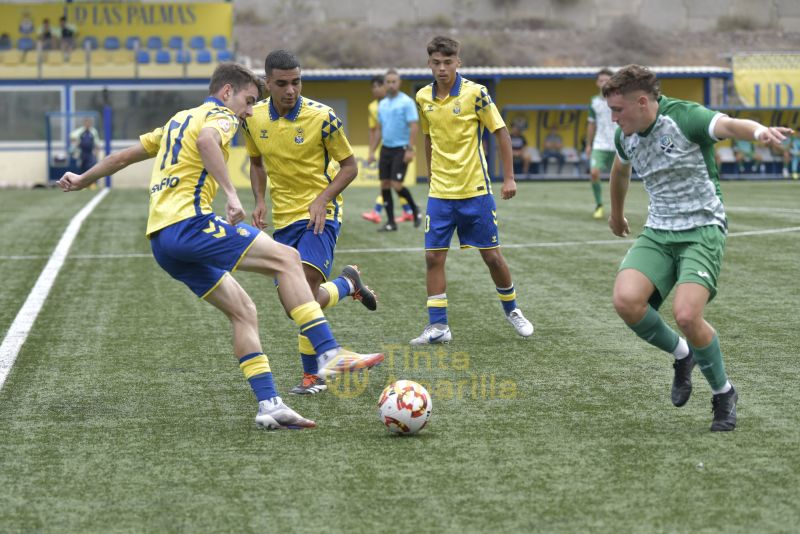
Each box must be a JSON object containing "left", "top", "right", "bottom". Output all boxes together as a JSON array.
[
  {"left": 197, "top": 126, "right": 244, "bottom": 225},
  {"left": 608, "top": 155, "right": 631, "bottom": 237},
  {"left": 57, "top": 142, "right": 151, "bottom": 192},
  {"left": 713, "top": 116, "right": 793, "bottom": 146}
]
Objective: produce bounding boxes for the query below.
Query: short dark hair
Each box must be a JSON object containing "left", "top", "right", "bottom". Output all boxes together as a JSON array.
[
  {"left": 385, "top": 68, "right": 400, "bottom": 78},
  {"left": 208, "top": 62, "right": 260, "bottom": 95},
  {"left": 602, "top": 64, "right": 660, "bottom": 99},
  {"left": 426, "top": 36, "right": 460, "bottom": 57},
  {"left": 597, "top": 67, "right": 614, "bottom": 78},
  {"left": 370, "top": 75, "right": 384, "bottom": 86},
  {"left": 264, "top": 49, "right": 300, "bottom": 76}
]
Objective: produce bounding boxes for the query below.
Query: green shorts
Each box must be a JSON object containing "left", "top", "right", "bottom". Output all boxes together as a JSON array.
[
  {"left": 590, "top": 149, "right": 615, "bottom": 172},
  {"left": 619, "top": 225, "right": 726, "bottom": 309}
]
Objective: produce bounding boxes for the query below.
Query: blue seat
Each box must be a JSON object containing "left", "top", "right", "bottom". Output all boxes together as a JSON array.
[
  {"left": 103, "top": 36, "right": 120, "bottom": 50},
  {"left": 155, "top": 49, "right": 171, "bottom": 64},
  {"left": 216, "top": 49, "right": 233, "bottom": 62},
  {"left": 167, "top": 36, "right": 183, "bottom": 50},
  {"left": 125, "top": 36, "right": 141, "bottom": 50},
  {"left": 195, "top": 49, "right": 212, "bottom": 64},
  {"left": 135, "top": 49, "right": 150, "bottom": 64},
  {"left": 82, "top": 36, "right": 99, "bottom": 50},
  {"left": 17, "top": 37, "right": 35, "bottom": 51},
  {"left": 188, "top": 36, "right": 205, "bottom": 50},
  {"left": 175, "top": 49, "right": 191, "bottom": 64},
  {"left": 146, "top": 36, "right": 163, "bottom": 50},
  {"left": 210, "top": 35, "right": 227, "bottom": 50}
]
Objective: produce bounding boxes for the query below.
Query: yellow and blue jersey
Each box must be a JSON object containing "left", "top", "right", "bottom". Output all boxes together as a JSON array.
[
  {"left": 243, "top": 96, "right": 354, "bottom": 230},
  {"left": 415, "top": 73, "right": 505, "bottom": 199},
  {"left": 368, "top": 99, "right": 379, "bottom": 130},
  {"left": 141, "top": 96, "right": 239, "bottom": 237}
]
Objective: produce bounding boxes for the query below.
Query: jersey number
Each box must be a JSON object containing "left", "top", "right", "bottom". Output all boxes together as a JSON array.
[{"left": 160, "top": 115, "right": 193, "bottom": 170}]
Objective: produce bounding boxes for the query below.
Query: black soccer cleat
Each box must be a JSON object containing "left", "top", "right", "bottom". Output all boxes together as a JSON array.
[
  {"left": 671, "top": 351, "right": 695, "bottom": 407},
  {"left": 710, "top": 386, "right": 738, "bottom": 432},
  {"left": 378, "top": 222, "right": 397, "bottom": 232},
  {"left": 289, "top": 373, "right": 327, "bottom": 395},
  {"left": 341, "top": 265, "right": 378, "bottom": 311},
  {"left": 413, "top": 212, "right": 423, "bottom": 228}
]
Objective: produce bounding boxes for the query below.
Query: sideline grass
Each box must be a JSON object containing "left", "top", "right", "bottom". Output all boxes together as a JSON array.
[{"left": 1, "top": 181, "right": 799, "bottom": 532}]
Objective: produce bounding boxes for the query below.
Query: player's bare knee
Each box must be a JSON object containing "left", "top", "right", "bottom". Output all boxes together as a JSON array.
[
  {"left": 612, "top": 290, "right": 645, "bottom": 322},
  {"left": 673, "top": 306, "right": 700, "bottom": 333}
]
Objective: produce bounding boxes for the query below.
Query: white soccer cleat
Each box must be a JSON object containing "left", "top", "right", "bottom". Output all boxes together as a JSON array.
[
  {"left": 316, "top": 347, "right": 384, "bottom": 379},
  {"left": 255, "top": 396, "right": 316, "bottom": 430},
  {"left": 409, "top": 323, "right": 452, "bottom": 346},
  {"left": 507, "top": 309, "right": 534, "bottom": 338}
]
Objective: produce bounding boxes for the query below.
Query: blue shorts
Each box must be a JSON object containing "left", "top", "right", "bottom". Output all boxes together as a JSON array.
[
  {"left": 273, "top": 219, "right": 340, "bottom": 280},
  {"left": 424, "top": 195, "right": 500, "bottom": 250},
  {"left": 150, "top": 213, "right": 260, "bottom": 298}
]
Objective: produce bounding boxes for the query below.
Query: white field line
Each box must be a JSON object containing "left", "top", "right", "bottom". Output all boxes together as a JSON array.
[
  {"left": 0, "top": 189, "right": 109, "bottom": 391},
  {"left": 0, "top": 225, "right": 797, "bottom": 261}
]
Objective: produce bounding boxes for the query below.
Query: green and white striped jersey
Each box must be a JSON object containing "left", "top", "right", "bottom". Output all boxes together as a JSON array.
[
  {"left": 615, "top": 96, "right": 727, "bottom": 232},
  {"left": 588, "top": 94, "right": 616, "bottom": 151}
]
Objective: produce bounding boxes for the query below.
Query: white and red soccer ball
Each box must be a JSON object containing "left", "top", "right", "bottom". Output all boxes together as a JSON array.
[{"left": 378, "top": 380, "right": 432, "bottom": 435}]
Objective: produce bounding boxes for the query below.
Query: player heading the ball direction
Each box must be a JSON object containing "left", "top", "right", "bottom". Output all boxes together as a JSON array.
[
  {"left": 605, "top": 64, "right": 792, "bottom": 431},
  {"left": 410, "top": 36, "right": 534, "bottom": 346},
  {"left": 58, "top": 63, "right": 383, "bottom": 431}
]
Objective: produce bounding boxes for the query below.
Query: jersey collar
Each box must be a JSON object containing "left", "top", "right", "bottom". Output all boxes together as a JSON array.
[
  {"left": 269, "top": 96, "right": 304, "bottom": 121},
  {"left": 431, "top": 72, "right": 463, "bottom": 100},
  {"left": 638, "top": 95, "right": 664, "bottom": 137},
  {"left": 204, "top": 96, "right": 225, "bottom": 107}
]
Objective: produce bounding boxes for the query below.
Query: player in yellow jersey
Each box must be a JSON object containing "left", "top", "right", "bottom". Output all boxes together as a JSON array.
[
  {"left": 243, "top": 50, "right": 380, "bottom": 395},
  {"left": 57, "top": 63, "right": 383, "bottom": 429},
  {"left": 410, "top": 36, "right": 534, "bottom": 345}
]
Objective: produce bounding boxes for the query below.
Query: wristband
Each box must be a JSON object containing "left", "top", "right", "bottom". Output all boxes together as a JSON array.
[{"left": 753, "top": 125, "right": 768, "bottom": 141}]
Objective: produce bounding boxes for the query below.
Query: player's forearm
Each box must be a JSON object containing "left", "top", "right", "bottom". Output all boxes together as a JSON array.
[
  {"left": 494, "top": 127, "right": 515, "bottom": 180},
  {"left": 586, "top": 122, "right": 596, "bottom": 148},
  {"left": 321, "top": 156, "right": 358, "bottom": 202},
  {"left": 249, "top": 157, "right": 267, "bottom": 201},
  {"left": 368, "top": 126, "right": 381, "bottom": 156},
  {"left": 424, "top": 136, "right": 432, "bottom": 179},
  {"left": 408, "top": 122, "right": 418, "bottom": 148},
  {"left": 80, "top": 143, "right": 150, "bottom": 184},
  {"left": 609, "top": 159, "right": 630, "bottom": 216}
]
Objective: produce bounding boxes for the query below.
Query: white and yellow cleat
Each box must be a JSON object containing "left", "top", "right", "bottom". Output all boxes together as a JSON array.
[
  {"left": 316, "top": 347, "right": 384, "bottom": 379},
  {"left": 255, "top": 396, "right": 316, "bottom": 430},
  {"left": 592, "top": 205, "right": 604, "bottom": 219}
]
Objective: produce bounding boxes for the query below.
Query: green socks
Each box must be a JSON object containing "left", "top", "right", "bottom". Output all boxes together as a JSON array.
[
  {"left": 689, "top": 334, "right": 728, "bottom": 391},
  {"left": 628, "top": 305, "right": 680, "bottom": 354}
]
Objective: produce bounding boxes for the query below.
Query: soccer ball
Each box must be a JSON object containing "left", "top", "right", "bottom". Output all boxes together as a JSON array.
[{"left": 378, "top": 380, "right": 432, "bottom": 435}]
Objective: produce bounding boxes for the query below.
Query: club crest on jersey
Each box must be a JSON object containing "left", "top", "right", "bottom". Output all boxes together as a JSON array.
[
  {"left": 260, "top": 129, "right": 268, "bottom": 139},
  {"left": 659, "top": 135, "right": 674, "bottom": 154},
  {"left": 217, "top": 118, "right": 231, "bottom": 133},
  {"left": 426, "top": 104, "right": 434, "bottom": 112},
  {"left": 453, "top": 100, "right": 461, "bottom": 114},
  {"left": 294, "top": 127, "right": 304, "bottom": 144},
  {"left": 237, "top": 227, "right": 251, "bottom": 237}
]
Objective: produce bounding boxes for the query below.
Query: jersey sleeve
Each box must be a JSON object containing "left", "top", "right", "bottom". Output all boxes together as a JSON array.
[
  {"left": 242, "top": 118, "right": 260, "bottom": 158},
  {"left": 367, "top": 102, "right": 378, "bottom": 129},
  {"left": 417, "top": 97, "right": 430, "bottom": 135},
  {"left": 322, "top": 109, "right": 354, "bottom": 162},
  {"left": 673, "top": 101, "right": 720, "bottom": 145},
  {"left": 201, "top": 107, "right": 239, "bottom": 147},
  {"left": 614, "top": 127, "right": 630, "bottom": 163},
  {"left": 476, "top": 86, "right": 505, "bottom": 133},
  {"left": 139, "top": 126, "right": 164, "bottom": 157},
  {"left": 587, "top": 100, "right": 597, "bottom": 122},
  {"left": 404, "top": 96, "right": 419, "bottom": 123}
]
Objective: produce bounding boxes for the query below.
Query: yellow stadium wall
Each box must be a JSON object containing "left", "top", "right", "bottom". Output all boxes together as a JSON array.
[{"left": 0, "top": 2, "right": 232, "bottom": 41}]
